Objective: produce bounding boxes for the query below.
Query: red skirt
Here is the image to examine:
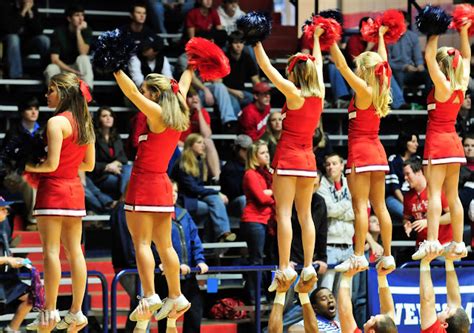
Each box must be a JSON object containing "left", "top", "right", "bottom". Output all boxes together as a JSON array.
[
  {"left": 271, "top": 140, "right": 317, "bottom": 177},
  {"left": 124, "top": 171, "right": 174, "bottom": 213},
  {"left": 423, "top": 131, "right": 466, "bottom": 165},
  {"left": 34, "top": 177, "right": 85, "bottom": 217},
  {"left": 346, "top": 137, "right": 389, "bottom": 174}
]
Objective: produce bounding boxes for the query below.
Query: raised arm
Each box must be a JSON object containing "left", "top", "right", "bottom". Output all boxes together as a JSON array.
[
  {"left": 178, "top": 68, "right": 194, "bottom": 99},
  {"left": 377, "top": 26, "right": 388, "bottom": 62},
  {"left": 295, "top": 276, "right": 319, "bottom": 333},
  {"left": 253, "top": 42, "right": 299, "bottom": 99},
  {"left": 419, "top": 251, "right": 441, "bottom": 330},
  {"left": 445, "top": 260, "right": 462, "bottom": 308},
  {"left": 459, "top": 22, "right": 472, "bottom": 89},
  {"left": 113, "top": 70, "right": 162, "bottom": 122},
  {"left": 424, "top": 35, "right": 451, "bottom": 95},
  {"left": 377, "top": 266, "right": 395, "bottom": 320},
  {"left": 313, "top": 27, "right": 325, "bottom": 99},
  {"left": 329, "top": 43, "right": 370, "bottom": 97},
  {"left": 338, "top": 270, "right": 359, "bottom": 333}
]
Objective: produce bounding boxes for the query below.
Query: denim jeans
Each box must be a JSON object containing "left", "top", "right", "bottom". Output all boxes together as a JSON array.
[
  {"left": 198, "top": 82, "right": 238, "bottom": 124},
  {"left": 229, "top": 90, "right": 254, "bottom": 119},
  {"left": 241, "top": 222, "right": 266, "bottom": 302},
  {"left": 390, "top": 76, "right": 407, "bottom": 109},
  {"left": 227, "top": 195, "right": 246, "bottom": 218},
  {"left": 319, "top": 245, "right": 353, "bottom": 296},
  {"left": 96, "top": 164, "right": 132, "bottom": 198},
  {"left": 84, "top": 177, "right": 113, "bottom": 213},
  {"left": 4, "top": 34, "right": 50, "bottom": 78},
  {"left": 327, "top": 62, "right": 350, "bottom": 100},
  {"left": 385, "top": 195, "right": 404, "bottom": 223},
  {"left": 196, "top": 194, "right": 231, "bottom": 240},
  {"left": 393, "top": 69, "right": 432, "bottom": 97},
  {"left": 148, "top": 0, "right": 195, "bottom": 33}
]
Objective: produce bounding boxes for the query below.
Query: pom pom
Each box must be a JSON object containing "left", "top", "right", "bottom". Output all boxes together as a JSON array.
[
  {"left": 236, "top": 11, "right": 272, "bottom": 46},
  {"left": 380, "top": 9, "right": 406, "bottom": 44},
  {"left": 319, "top": 9, "right": 343, "bottom": 25},
  {"left": 92, "top": 29, "right": 137, "bottom": 74},
  {"left": 185, "top": 37, "right": 230, "bottom": 81},
  {"left": 416, "top": 5, "right": 452, "bottom": 35},
  {"left": 301, "top": 15, "right": 342, "bottom": 51},
  {"left": 450, "top": 4, "right": 474, "bottom": 36},
  {"left": 360, "top": 17, "right": 379, "bottom": 43},
  {"left": 0, "top": 132, "right": 46, "bottom": 174}
]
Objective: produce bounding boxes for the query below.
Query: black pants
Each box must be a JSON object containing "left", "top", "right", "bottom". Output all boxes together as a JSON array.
[{"left": 155, "top": 274, "right": 203, "bottom": 333}]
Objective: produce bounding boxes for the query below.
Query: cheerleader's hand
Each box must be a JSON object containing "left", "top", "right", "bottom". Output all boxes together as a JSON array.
[{"left": 379, "top": 25, "right": 389, "bottom": 36}]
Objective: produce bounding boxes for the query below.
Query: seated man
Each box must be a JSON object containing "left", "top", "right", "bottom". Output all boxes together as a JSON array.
[
  {"left": 419, "top": 248, "right": 470, "bottom": 333},
  {"left": 239, "top": 82, "right": 272, "bottom": 141},
  {"left": 338, "top": 265, "right": 397, "bottom": 333},
  {"left": 44, "top": 3, "right": 93, "bottom": 88}
]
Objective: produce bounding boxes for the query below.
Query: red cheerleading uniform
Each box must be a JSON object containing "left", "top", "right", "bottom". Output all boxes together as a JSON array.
[
  {"left": 34, "top": 111, "right": 87, "bottom": 217},
  {"left": 423, "top": 89, "right": 466, "bottom": 165},
  {"left": 271, "top": 97, "right": 322, "bottom": 177},
  {"left": 124, "top": 125, "right": 180, "bottom": 213},
  {"left": 421, "top": 320, "right": 446, "bottom": 333},
  {"left": 345, "top": 98, "right": 389, "bottom": 174}
]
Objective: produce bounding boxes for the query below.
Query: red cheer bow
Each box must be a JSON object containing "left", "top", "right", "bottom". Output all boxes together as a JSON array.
[
  {"left": 287, "top": 54, "right": 316, "bottom": 73},
  {"left": 374, "top": 61, "right": 392, "bottom": 92},
  {"left": 170, "top": 78, "right": 179, "bottom": 94},
  {"left": 79, "top": 80, "right": 92, "bottom": 103},
  {"left": 447, "top": 48, "right": 461, "bottom": 69}
]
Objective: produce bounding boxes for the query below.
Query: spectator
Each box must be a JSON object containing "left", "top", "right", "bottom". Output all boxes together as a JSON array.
[
  {"left": 217, "top": 0, "right": 244, "bottom": 34},
  {"left": 44, "top": 4, "right": 93, "bottom": 89},
  {"left": 462, "top": 133, "right": 474, "bottom": 171},
  {"left": 1, "top": 97, "right": 42, "bottom": 228},
  {"left": 239, "top": 82, "right": 272, "bottom": 141},
  {"left": 80, "top": 171, "right": 116, "bottom": 215},
  {"left": 290, "top": 171, "right": 328, "bottom": 276},
  {"left": 180, "top": 88, "right": 221, "bottom": 180},
  {"left": 129, "top": 37, "right": 173, "bottom": 87},
  {"left": 156, "top": 181, "right": 208, "bottom": 333},
  {"left": 313, "top": 121, "right": 333, "bottom": 172},
  {"left": 288, "top": 287, "right": 340, "bottom": 332},
  {"left": 0, "top": 197, "right": 34, "bottom": 332},
  {"left": 260, "top": 111, "right": 282, "bottom": 161},
  {"left": 224, "top": 31, "right": 260, "bottom": 126},
  {"left": 120, "top": 2, "right": 156, "bottom": 48},
  {"left": 0, "top": 0, "right": 50, "bottom": 79},
  {"left": 367, "top": 215, "right": 381, "bottom": 263},
  {"left": 241, "top": 141, "right": 274, "bottom": 303},
  {"left": 459, "top": 134, "right": 474, "bottom": 231},
  {"left": 385, "top": 132, "right": 419, "bottom": 222},
  {"left": 388, "top": 11, "right": 431, "bottom": 97},
  {"left": 147, "top": 0, "right": 195, "bottom": 34},
  {"left": 402, "top": 156, "right": 453, "bottom": 249},
  {"left": 220, "top": 134, "right": 252, "bottom": 218},
  {"left": 172, "top": 134, "right": 236, "bottom": 242},
  {"left": 90, "top": 107, "right": 131, "bottom": 199},
  {"left": 456, "top": 90, "right": 473, "bottom": 136},
  {"left": 317, "top": 153, "right": 354, "bottom": 294},
  {"left": 185, "top": 0, "right": 223, "bottom": 39}
]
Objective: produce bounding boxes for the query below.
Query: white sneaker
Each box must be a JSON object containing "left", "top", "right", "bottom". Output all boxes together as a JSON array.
[
  {"left": 130, "top": 294, "right": 163, "bottom": 321},
  {"left": 335, "top": 255, "right": 369, "bottom": 272},
  {"left": 26, "top": 310, "right": 60, "bottom": 330},
  {"left": 56, "top": 310, "right": 88, "bottom": 330},
  {"left": 4, "top": 326, "right": 21, "bottom": 333},
  {"left": 301, "top": 265, "right": 317, "bottom": 281},
  {"left": 376, "top": 255, "right": 396, "bottom": 271},
  {"left": 412, "top": 240, "right": 443, "bottom": 260},
  {"left": 268, "top": 267, "right": 297, "bottom": 292},
  {"left": 154, "top": 294, "right": 190, "bottom": 321},
  {"left": 443, "top": 241, "right": 468, "bottom": 259}
]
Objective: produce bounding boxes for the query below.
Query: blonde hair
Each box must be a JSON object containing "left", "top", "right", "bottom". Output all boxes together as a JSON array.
[
  {"left": 354, "top": 51, "right": 392, "bottom": 118},
  {"left": 144, "top": 74, "right": 190, "bottom": 131},
  {"left": 265, "top": 111, "right": 282, "bottom": 144},
  {"left": 180, "top": 133, "right": 208, "bottom": 181},
  {"left": 51, "top": 73, "right": 95, "bottom": 145},
  {"left": 436, "top": 47, "right": 465, "bottom": 91},
  {"left": 246, "top": 140, "right": 268, "bottom": 170},
  {"left": 286, "top": 53, "right": 323, "bottom": 98}
]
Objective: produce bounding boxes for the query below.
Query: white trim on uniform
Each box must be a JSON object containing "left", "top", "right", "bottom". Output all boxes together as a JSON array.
[
  {"left": 345, "top": 165, "right": 390, "bottom": 174},
  {"left": 427, "top": 103, "right": 436, "bottom": 111},
  {"left": 276, "top": 169, "right": 318, "bottom": 177},
  {"left": 33, "top": 209, "right": 86, "bottom": 216},
  {"left": 138, "top": 134, "right": 148, "bottom": 142},
  {"left": 124, "top": 204, "right": 175, "bottom": 213},
  {"left": 422, "top": 157, "right": 467, "bottom": 165}
]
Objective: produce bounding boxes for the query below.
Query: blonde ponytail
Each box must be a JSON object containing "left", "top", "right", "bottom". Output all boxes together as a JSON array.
[
  {"left": 286, "top": 53, "right": 323, "bottom": 98},
  {"left": 436, "top": 47, "right": 465, "bottom": 91}
]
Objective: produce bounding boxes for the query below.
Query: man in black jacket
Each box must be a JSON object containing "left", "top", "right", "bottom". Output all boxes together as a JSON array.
[{"left": 0, "top": 0, "right": 50, "bottom": 79}]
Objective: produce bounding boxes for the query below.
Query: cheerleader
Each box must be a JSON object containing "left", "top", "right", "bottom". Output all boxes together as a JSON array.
[
  {"left": 329, "top": 26, "right": 395, "bottom": 272},
  {"left": 413, "top": 21, "right": 471, "bottom": 260},
  {"left": 113, "top": 68, "right": 193, "bottom": 322},
  {"left": 253, "top": 27, "right": 325, "bottom": 291},
  {"left": 25, "top": 73, "right": 95, "bottom": 331}
]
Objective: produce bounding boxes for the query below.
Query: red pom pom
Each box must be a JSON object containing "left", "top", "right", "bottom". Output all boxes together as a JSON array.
[
  {"left": 450, "top": 4, "right": 474, "bottom": 36},
  {"left": 302, "top": 15, "right": 342, "bottom": 51},
  {"left": 185, "top": 37, "right": 231, "bottom": 81},
  {"left": 361, "top": 10, "right": 406, "bottom": 44},
  {"left": 23, "top": 172, "right": 39, "bottom": 189}
]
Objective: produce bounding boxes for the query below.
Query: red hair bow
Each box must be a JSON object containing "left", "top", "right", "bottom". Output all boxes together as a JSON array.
[
  {"left": 374, "top": 61, "right": 392, "bottom": 91},
  {"left": 170, "top": 79, "right": 179, "bottom": 94},
  {"left": 287, "top": 54, "right": 316, "bottom": 74},
  {"left": 447, "top": 48, "right": 461, "bottom": 69},
  {"left": 79, "top": 80, "right": 92, "bottom": 103}
]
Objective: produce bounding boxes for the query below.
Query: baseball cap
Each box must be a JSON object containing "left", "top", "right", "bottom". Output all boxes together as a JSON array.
[
  {"left": 0, "top": 197, "right": 14, "bottom": 207},
  {"left": 253, "top": 82, "right": 271, "bottom": 94},
  {"left": 234, "top": 134, "right": 252, "bottom": 149}
]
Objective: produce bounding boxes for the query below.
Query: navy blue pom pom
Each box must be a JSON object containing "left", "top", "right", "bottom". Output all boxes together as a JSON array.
[
  {"left": 416, "top": 5, "right": 452, "bottom": 35},
  {"left": 319, "top": 9, "right": 343, "bottom": 25},
  {"left": 92, "top": 29, "right": 137, "bottom": 74},
  {"left": 236, "top": 11, "right": 272, "bottom": 46}
]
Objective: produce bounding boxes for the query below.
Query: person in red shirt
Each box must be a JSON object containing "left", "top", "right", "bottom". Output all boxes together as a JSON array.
[
  {"left": 402, "top": 156, "right": 453, "bottom": 247},
  {"left": 180, "top": 88, "right": 221, "bottom": 180},
  {"left": 420, "top": 249, "right": 470, "bottom": 333},
  {"left": 239, "top": 82, "right": 272, "bottom": 141},
  {"left": 185, "top": 0, "right": 223, "bottom": 39}
]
